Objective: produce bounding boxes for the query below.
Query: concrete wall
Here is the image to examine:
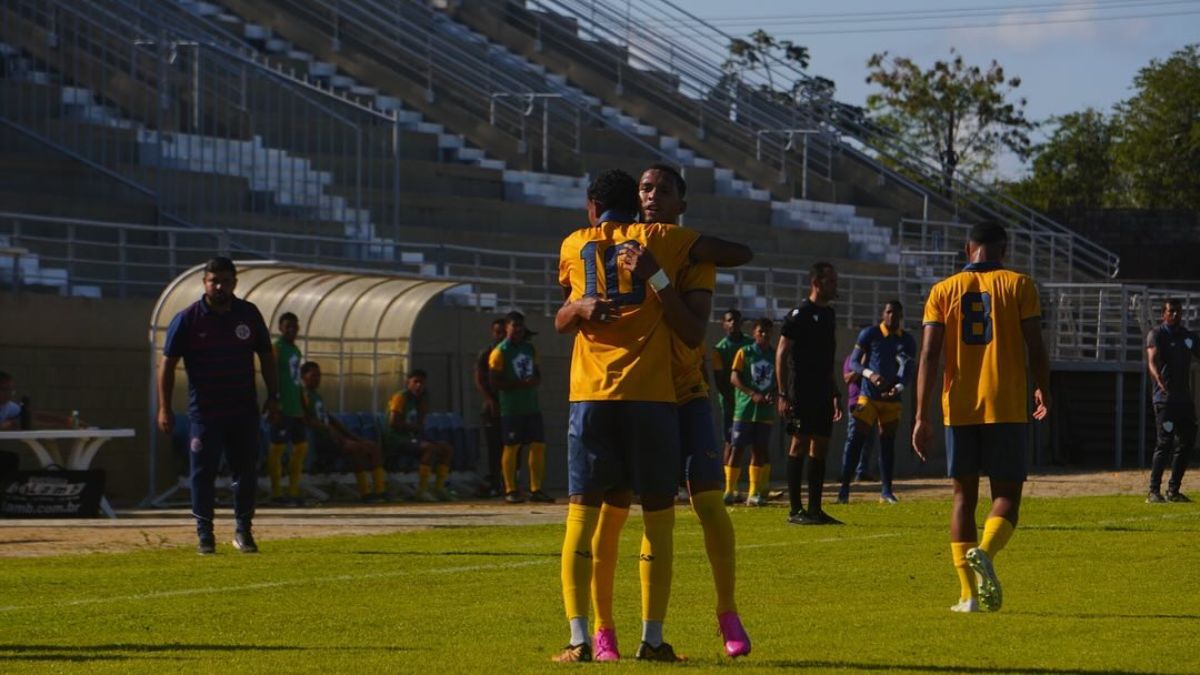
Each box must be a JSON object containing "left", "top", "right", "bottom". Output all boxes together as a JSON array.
[{"left": 1, "top": 291, "right": 952, "bottom": 507}]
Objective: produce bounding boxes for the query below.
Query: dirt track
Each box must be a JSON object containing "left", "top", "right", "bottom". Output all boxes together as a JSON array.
[{"left": 0, "top": 469, "right": 1156, "bottom": 558}]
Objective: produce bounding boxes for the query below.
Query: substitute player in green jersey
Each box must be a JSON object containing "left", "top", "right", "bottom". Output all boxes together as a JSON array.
[
  {"left": 730, "top": 318, "right": 777, "bottom": 506},
  {"left": 489, "top": 310, "right": 552, "bottom": 504},
  {"left": 269, "top": 312, "right": 308, "bottom": 504},
  {"left": 713, "top": 311, "right": 753, "bottom": 499}
]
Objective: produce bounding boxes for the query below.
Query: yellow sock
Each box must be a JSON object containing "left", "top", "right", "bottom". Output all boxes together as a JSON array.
[
  {"left": 590, "top": 503, "right": 630, "bottom": 630},
  {"left": 757, "top": 463, "right": 770, "bottom": 496},
  {"left": 692, "top": 490, "right": 737, "bottom": 614},
  {"left": 529, "top": 442, "right": 546, "bottom": 493},
  {"left": 747, "top": 465, "right": 760, "bottom": 498},
  {"left": 355, "top": 470, "right": 370, "bottom": 497},
  {"left": 372, "top": 466, "right": 387, "bottom": 494},
  {"left": 724, "top": 465, "right": 742, "bottom": 496},
  {"left": 640, "top": 507, "right": 675, "bottom": 622},
  {"left": 268, "top": 444, "right": 286, "bottom": 498},
  {"left": 287, "top": 442, "right": 308, "bottom": 497},
  {"left": 501, "top": 444, "right": 520, "bottom": 494},
  {"left": 418, "top": 464, "right": 431, "bottom": 492},
  {"left": 951, "top": 542, "right": 978, "bottom": 602},
  {"left": 980, "top": 516, "right": 1015, "bottom": 559},
  {"left": 562, "top": 503, "right": 601, "bottom": 621},
  {"left": 435, "top": 464, "right": 449, "bottom": 491}
]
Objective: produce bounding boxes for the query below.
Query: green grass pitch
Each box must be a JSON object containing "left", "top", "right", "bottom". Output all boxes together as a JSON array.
[{"left": 1, "top": 495, "right": 1198, "bottom": 673}]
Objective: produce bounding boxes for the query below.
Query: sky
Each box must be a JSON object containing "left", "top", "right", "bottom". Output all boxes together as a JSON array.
[{"left": 674, "top": 0, "right": 1198, "bottom": 178}]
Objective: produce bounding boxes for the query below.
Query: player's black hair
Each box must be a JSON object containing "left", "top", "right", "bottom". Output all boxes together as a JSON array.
[
  {"left": 885, "top": 299, "right": 903, "bottom": 313},
  {"left": 505, "top": 310, "right": 526, "bottom": 324},
  {"left": 1163, "top": 298, "right": 1183, "bottom": 312},
  {"left": 491, "top": 317, "right": 506, "bottom": 328},
  {"left": 278, "top": 312, "right": 299, "bottom": 327},
  {"left": 587, "top": 169, "right": 638, "bottom": 215},
  {"left": 724, "top": 309, "right": 743, "bottom": 321},
  {"left": 754, "top": 317, "right": 774, "bottom": 331},
  {"left": 203, "top": 256, "right": 237, "bottom": 276},
  {"left": 408, "top": 369, "right": 428, "bottom": 380},
  {"left": 642, "top": 163, "right": 687, "bottom": 197},
  {"left": 300, "top": 361, "right": 320, "bottom": 376},
  {"left": 968, "top": 221, "right": 1008, "bottom": 246},
  {"left": 809, "top": 262, "right": 835, "bottom": 285}
]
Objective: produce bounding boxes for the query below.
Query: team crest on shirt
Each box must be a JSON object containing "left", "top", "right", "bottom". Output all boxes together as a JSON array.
[
  {"left": 235, "top": 323, "right": 252, "bottom": 340},
  {"left": 1187, "top": 338, "right": 1195, "bottom": 350},
  {"left": 1164, "top": 421, "right": 1175, "bottom": 433},
  {"left": 190, "top": 437, "right": 203, "bottom": 453},
  {"left": 751, "top": 361, "right": 774, "bottom": 391},
  {"left": 512, "top": 353, "right": 535, "bottom": 380}
]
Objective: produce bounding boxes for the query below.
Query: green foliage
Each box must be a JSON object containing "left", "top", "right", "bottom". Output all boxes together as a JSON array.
[
  {"left": 865, "top": 48, "right": 1033, "bottom": 191},
  {"left": 2, "top": 496, "right": 1199, "bottom": 673},
  {"left": 1112, "top": 44, "right": 1200, "bottom": 210},
  {"left": 1005, "top": 109, "right": 1118, "bottom": 212},
  {"left": 721, "top": 29, "right": 823, "bottom": 108}
]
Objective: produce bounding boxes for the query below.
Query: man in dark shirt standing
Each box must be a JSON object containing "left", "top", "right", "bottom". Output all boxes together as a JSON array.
[
  {"left": 157, "top": 257, "right": 280, "bottom": 554},
  {"left": 1145, "top": 298, "right": 1200, "bottom": 503},
  {"left": 474, "top": 318, "right": 507, "bottom": 497},
  {"left": 776, "top": 262, "right": 844, "bottom": 525}
]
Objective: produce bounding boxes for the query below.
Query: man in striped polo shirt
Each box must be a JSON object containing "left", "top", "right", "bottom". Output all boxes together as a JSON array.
[{"left": 157, "top": 257, "right": 280, "bottom": 555}]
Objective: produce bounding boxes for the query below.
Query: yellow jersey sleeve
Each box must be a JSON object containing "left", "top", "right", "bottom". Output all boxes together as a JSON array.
[
  {"left": 731, "top": 348, "right": 746, "bottom": 372},
  {"left": 923, "top": 282, "right": 948, "bottom": 326},
  {"left": 678, "top": 262, "right": 716, "bottom": 294},
  {"left": 1018, "top": 276, "right": 1042, "bottom": 320},
  {"left": 488, "top": 346, "right": 505, "bottom": 373},
  {"left": 387, "top": 391, "right": 404, "bottom": 414},
  {"left": 645, "top": 224, "right": 700, "bottom": 280},
  {"left": 711, "top": 348, "right": 725, "bottom": 371}
]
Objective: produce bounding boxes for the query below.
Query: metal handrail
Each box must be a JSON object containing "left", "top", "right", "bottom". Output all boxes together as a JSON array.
[{"left": 504, "top": 0, "right": 1118, "bottom": 279}]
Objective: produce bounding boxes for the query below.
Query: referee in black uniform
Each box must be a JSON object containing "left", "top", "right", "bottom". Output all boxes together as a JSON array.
[{"left": 776, "top": 262, "right": 844, "bottom": 525}]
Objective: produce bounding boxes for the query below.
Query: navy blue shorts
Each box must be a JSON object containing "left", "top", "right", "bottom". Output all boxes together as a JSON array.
[
  {"left": 678, "top": 398, "right": 723, "bottom": 485},
  {"left": 501, "top": 412, "right": 544, "bottom": 446},
  {"left": 567, "top": 401, "right": 679, "bottom": 498},
  {"left": 730, "top": 420, "right": 773, "bottom": 450},
  {"left": 946, "top": 423, "right": 1029, "bottom": 481},
  {"left": 269, "top": 416, "right": 307, "bottom": 444}
]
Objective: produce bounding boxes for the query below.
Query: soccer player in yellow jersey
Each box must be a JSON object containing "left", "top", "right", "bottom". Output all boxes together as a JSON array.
[
  {"left": 582, "top": 165, "right": 753, "bottom": 662},
  {"left": 552, "top": 169, "right": 747, "bottom": 663},
  {"left": 913, "top": 221, "right": 1051, "bottom": 613}
]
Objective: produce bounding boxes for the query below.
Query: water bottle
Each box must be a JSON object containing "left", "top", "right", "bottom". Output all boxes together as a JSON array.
[{"left": 70, "top": 410, "right": 80, "bottom": 429}]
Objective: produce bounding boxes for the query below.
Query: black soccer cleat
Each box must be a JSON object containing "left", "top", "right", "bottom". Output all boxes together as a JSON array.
[
  {"left": 1146, "top": 491, "right": 1167, "bottom": 504},
  {"left": 528, "top": 490, "right": 556, "bottom": 504},
  {"left": 635, "top": 641, "right": 686, "bottom": 662},
  {"left": 233, "top": 530, "right": 259, "bottom": 554},
  {"left": 786, "top": 508, "right": 807, "bottom": 525},
  {"left": 197, "top": 533, "right": 216, "bottom": 555},
  {"left": 1166, "top": 490, "right": 1191, "bottom": 503}
]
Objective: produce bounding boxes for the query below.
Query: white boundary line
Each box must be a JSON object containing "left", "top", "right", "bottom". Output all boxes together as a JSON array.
[{"left": 0, "top": 533, "right": 904, "bottom": 614}]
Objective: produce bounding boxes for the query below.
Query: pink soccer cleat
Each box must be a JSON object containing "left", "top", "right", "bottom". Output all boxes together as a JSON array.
[
  {"left": 593, "top": 627, "right": 620, "bottom": 662},
  {"left": 718, "top": 611, "right": 751, "bottom": 658}
]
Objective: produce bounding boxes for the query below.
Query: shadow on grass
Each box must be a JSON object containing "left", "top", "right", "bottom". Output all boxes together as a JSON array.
[
  {"left": 353, "top": 550, "right": 556, "bottom": 557},
  {"left": 763, "top": 659, "right": 1153, "bottom": 674}
]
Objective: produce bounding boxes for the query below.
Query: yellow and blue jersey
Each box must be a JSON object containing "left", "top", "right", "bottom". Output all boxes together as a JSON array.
[
  {"left": 922, "top": 261, "right": 1041, "bottom": 426},
  {"left": 558, "top": 220, "right": 699, "bottom": 402},
  {"left": 671, "top": 261, "right": 717, "bottom": 405}
]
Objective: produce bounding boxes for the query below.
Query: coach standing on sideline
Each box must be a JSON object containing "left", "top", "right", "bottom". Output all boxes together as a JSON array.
[{"left": 157, "top": 257, "right": 280, "bottom": 555}]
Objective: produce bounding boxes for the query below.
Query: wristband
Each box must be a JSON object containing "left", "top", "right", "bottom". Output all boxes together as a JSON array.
[
  {"left": 863, "top": 368, "right": 876, "bottom": 379},
  {"left": 647, "top": 268, "right": 670, "bottom": 292},
  {"left": 893, "top": 383, "right": 905, "bottom": 393}
]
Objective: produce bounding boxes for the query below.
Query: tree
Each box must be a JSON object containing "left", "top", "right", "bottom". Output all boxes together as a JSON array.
[
  {"left": 1006, "top": 109, "right": 1117, "bottom": 212},
  {"left": 865, "top": 48, "right": 1033, "bottom": 193},
  {"left": 1112, "top": 44, "right": 1200, "bottom": 210},
  {"left": 723, "top": 29, "right": 810, "bottom": 97}
]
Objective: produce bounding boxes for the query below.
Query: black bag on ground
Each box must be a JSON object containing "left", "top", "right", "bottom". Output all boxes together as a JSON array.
[{"left": 0, "top": 466, "right": 106, "bottom": 517}]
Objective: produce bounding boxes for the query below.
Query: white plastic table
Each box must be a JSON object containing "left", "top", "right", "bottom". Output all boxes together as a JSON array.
[{"left": 0, "top": 428, "right": 136, "bottom": 518}]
